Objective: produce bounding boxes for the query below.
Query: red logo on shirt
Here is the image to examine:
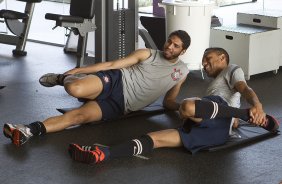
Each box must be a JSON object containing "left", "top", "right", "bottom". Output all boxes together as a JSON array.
[
  {"left": 103, "top": 76, "right": 110, "bottom": 83},
  {"left": 171, "top": 68, "right": 182, "bottom": 81}
]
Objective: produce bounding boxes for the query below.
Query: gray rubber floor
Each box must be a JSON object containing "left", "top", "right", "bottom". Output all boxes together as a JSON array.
[
  {"left": 1, "top": 38, "right": 282, "bottom": 184},
  {"left": 1, "top": 1, "right": 282, "bottom": 181}
]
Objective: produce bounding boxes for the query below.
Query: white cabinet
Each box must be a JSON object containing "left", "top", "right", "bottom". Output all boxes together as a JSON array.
[
  {"left": 210, "top": 24, "right": 280, "bottom": 80},
  {"left": 237, "top": 10, "right": 282, "bottom": 66}
]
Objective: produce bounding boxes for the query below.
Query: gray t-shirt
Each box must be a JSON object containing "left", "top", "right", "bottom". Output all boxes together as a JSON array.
[
  {"left": 120, "top": 49, "right": 189, "bottom": 114},
  {"left": 205, "top": 64, "right": 246, "bottom": 108}
]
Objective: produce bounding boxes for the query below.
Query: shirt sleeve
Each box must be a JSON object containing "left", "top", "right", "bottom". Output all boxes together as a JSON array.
[
  {"left": 142, "top": 49, "right": 156, "bottom": 64},
  {"left": 229, "top": 67, "right": 246, "bottom": 88}
]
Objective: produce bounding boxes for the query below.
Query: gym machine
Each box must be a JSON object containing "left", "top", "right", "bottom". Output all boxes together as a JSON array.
[
  {"left": 45, "top": 0, "right": 138, "bottom": 67},
  {"left": 94, "top": 0, "right": 138, "bottom": 62},
  {"left": 0, "top": 0, "right": 42, "bottom": 56}
]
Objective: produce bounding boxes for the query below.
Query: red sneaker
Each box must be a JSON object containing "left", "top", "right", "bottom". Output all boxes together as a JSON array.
[
  {"left": 3, "top": 123, "right": 33, "bottom": 146},
  {"left": 68, "top": 143, "right": 106, "bottom": 164},
  {"left": 3, "top": 123, "right": 16, "bottom": 139}
]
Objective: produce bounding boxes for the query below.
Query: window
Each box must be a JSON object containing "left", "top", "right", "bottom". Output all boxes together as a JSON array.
[
  {"left": 139, "top": 0, "right": 153, "bottom": 14},
  {"left": 138, "top": 0, "right": 256, "bottom": 15},
  {"left": 216, "top": 0, "right": 256, "bottom": 6}
]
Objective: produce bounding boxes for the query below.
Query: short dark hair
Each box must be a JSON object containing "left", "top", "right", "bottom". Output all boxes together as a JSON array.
[
  {"left": 204, "top": 47, "right": 230, "bottom": 64},
  {"left": 168, "top": 30, "right": 191, "bottom": 50}
]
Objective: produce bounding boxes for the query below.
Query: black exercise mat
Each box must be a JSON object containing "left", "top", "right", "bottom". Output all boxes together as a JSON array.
[
  {"left": 208, "top": 120, "right": 279, "bottom": 151},
  {"left": 57, "top": 105, "right": 167, "bottom": 120},
  {"left": 58, "top": 106, "right": 279, "bottom": 151}
]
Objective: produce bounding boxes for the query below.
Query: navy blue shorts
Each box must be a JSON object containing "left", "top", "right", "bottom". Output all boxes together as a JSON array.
[
  {"left": 94, "top": 70, "right": 125, "bottom": 121},
  {"left": 178, "top": 95, "right": 232, "bottom": 154}
]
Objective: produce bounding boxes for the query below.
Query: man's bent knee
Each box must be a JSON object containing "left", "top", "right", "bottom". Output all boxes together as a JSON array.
[
  {"left": 65, "top": 81, "right": 85, "bottom": 98},
  {"left": 180, "top": 99, "right": 197, "bottom": 118}
]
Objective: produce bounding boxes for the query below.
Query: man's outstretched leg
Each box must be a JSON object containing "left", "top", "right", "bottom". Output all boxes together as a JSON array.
[
  {"left": 180, "top": 97, "right": 279, "bottom": 132},
  {"left": 3, "top": 101, "right": 103, "bottom": 146},
  {"left": 68, "top": 129, "right": 182, "bottom": 164}
]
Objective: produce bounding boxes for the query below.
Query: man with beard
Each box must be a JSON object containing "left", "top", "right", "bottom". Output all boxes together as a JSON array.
[
  {"left": 3, "top": 30, "right": 191, "bottom": 146},
  {"left": 66, "top": 47, "right": 279, "bottom": 164}
]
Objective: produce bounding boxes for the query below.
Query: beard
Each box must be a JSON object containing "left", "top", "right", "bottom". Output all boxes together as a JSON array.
[{"left": 163, "top": 50, "right": 179, "bottom": 60}]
